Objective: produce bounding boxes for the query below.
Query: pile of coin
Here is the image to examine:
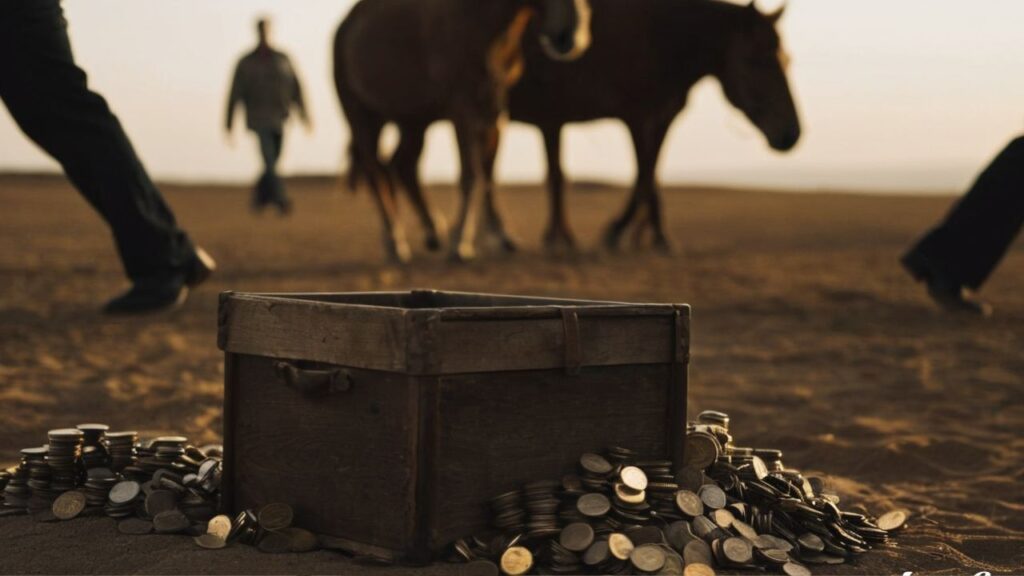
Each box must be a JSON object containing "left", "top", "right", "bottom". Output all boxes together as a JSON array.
[
  {"left": 0, "top": 423, "right": 320, "bottom": 556},
  {"left": 450, "top": 410, "right": 906, "bottom": 576}
]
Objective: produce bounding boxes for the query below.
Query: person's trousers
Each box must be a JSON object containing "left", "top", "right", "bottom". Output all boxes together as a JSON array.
[
  {"left": 907, "top": 136, "right": 1024, "bottom": 289},
  {"left": 254, "top": 129, "right": 289, "bottom": 210},
  {"left": 0, "top": 0, "right": 194, "bottom": 281}
]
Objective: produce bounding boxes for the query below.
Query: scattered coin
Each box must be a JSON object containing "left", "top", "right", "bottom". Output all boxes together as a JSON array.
[
  {"left": 876, "top": 510, "right": 908, "bottom": 532},
  {"left": 675, "top": 490, "right": 704, "bottom": 517},
  {"left": 631, "top": 543, "right": 667, "bottom": 573},
  {"left": 684, "top": 539, "right": 713, "bottom": 566},
  {"left": 153, "top": 510, "right": 190, "bottom": 534},
  {"left": 207, "top": 514, "right": 232, "bottom": 540},
  {"left": 697, "top": 485, "right": 727, "bottom": 510},
  {"left": 608, "top": 533, "right": 635, "bottom": 561},
  {"left": 615, "top": 483, "right": 646, "bottom": 504},
  {"left": 145, "top": 490, "right": 178, "bottom": 517},
  {"left": 258, "top": 502, "right": 294, "bottom": 531},
  {"left": 559, "top": 522, "right": 595, "bottom": 552},
  {"left": 580, "top": 453, "right": 613, "bottom": 476},
  {"left": 783, "top": 561, "right": 813, "bottom": 576},
  {"left": 52, "top": 491, "right": 86, "bottom": 520},
  {"left": 109, "top": 481, "right": 141, "bottom": 505},
  {"left": 500, "top": 546, "right": 533, "bottom": 575},
  {"left": 683, "top": 432, "right": 720, "bottom": 470},
  {"left": 577, "top": 492, "right": 611, "bottom": 517},
  {"left": 684, "top": 563, "right": 716, "bottom": 576},
  {"left": 620, "top": 466, "right": 648, "bottom": 491},
  {"left": 722, "top": 537, "right": 754, "bottom": 565},
  {"left": 194, "top": 533, "right": 227, "bottom": 550},
  {"left": 582, "top": 540, "right": 610, "bottom": 566},
  {"left": 797, "top": 533, "right": 825, "bottom": 553}
]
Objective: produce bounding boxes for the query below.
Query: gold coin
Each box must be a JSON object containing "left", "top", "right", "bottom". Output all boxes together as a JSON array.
[
  {"left": 620, "top": 466, "right": 648, "bottom": 491},
  {"left": 877, "top": 510, "right": 908, "bottom": 532},
  {"left": 207, "top": 515, "right": 232, "bottom": 540},
  {"left": 608, "top": 532, "right": 635, "bottom": 561},
  {"left": 614, "top": 483, "right": 646, "bottom": 504},
  {"left": 194, "top": 533, "right": 227, "bottom": 550},
  {"left": 500, "top": 546, "right": 533, "bottom": 576},
  {"left": 684, "top": 563, "right": 716, "bottom": 576}
]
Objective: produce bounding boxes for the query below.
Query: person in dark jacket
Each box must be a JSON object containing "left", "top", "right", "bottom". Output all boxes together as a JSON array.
[
  {"left": 225, "top": 18, "right": 311, "bottom": 215},
  {"left": 0, "top": 0, "right": 215, "bottom": 315},
  {"left": 902, "top": 136, "right": 1024, "bottom": 316}
]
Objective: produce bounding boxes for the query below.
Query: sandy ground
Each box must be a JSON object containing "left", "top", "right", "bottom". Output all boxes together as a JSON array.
[{"left": 0, "top": 174, "right": 1022, "bottom": 575}]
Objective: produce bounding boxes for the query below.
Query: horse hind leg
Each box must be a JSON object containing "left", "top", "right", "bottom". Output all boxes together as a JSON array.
[
  {"left": 349, "top": 113, "right": 412, "bottom": 263},
  {"left": 392, "top": 122, "right": 446, "bottom": 252},
  {"left": 540, "top": 125, "right": 577, "bottom": 252}
]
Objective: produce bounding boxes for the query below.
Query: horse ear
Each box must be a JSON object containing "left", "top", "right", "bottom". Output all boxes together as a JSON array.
[{"left": 767, "top": 3, "right": 786, "bottom": 23}]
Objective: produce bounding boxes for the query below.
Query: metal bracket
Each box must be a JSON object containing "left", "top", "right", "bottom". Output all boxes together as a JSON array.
[{"left": 561, "top": 308, "right": 581, "bottom": 375}]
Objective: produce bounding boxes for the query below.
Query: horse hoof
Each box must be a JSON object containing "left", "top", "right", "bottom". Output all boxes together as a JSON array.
[
  {"left": 543, "top": 230, "right": 577, "bottom": 252},
  {"left": 601, "top": 228, "right": 623, "bottom": 252},
  {"left": 499, "top": 236, "right": 519, "bottom": 254},
  {"left": 388, "top": 242, "right": 413, "bottom": 265},
  {"left": 425, "top": 235, "right": 443, "bottom": 252},
  {"left": 448, "top": 243, "right": 476, "bottom": 263},
  {"left": 653, "top": 237, "right": 676, "bottom": 255}
]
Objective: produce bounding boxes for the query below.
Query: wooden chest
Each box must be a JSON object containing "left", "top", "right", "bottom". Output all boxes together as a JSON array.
[{"left": 217, "top": 290, "right": 690, "bottom": 563}]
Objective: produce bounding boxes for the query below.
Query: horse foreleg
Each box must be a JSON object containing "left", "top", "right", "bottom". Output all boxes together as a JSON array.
[
  {"left": 449, "top": 119, "right": 490, "bottom": 262},
  {"left": 481, "top": 119, "right": 518, "bottom": 253},
  {"left": 541, "top": 125, "right": 576, "bottom": 251},
  {"left": 603, "top": 120, "right": 672, "bottom": 252},
  {"left": 393, "top": 122, "right": 446, "bottom": 251}
]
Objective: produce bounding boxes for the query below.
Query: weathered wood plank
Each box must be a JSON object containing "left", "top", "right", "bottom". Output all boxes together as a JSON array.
[
  {"left": 430, "top": 315, "right": 676, "bottom": 374},
  {"left": 219, "top": 294, "right": 409, "bottom": 372}
]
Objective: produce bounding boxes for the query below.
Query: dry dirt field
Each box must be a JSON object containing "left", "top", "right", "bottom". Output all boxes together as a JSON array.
[{"left": 0, "top": 175, "right": 1022, "bottom": 574}]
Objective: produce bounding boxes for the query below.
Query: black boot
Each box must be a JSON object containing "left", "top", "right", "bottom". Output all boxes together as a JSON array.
[
  {"left": 901, "top": 250, "right": 992, "bottom": 316},
  {"left": 103, "top": 247, "right": 216, "bottom": 315}
]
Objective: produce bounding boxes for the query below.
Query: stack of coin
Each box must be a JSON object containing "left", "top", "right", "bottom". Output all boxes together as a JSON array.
[
  {"left": 523, "top": 480, "right": 560, "bottom": 540},
  {"left": 543, "top": 537, "right": 583, "bottom": 574},
  {"left": 82, "top": 467, "right": 118, "bottom": 509},
  {"left": 46, "top": 429, "right": 83, "bottom": 493},
  {"left": 0, "top": 469, "right": 10, "bottom": 492},
  {"left": 105, "top": 480, "right": 141, "bottom": 518},
  {"left": 2, "top": 456, "right": 32, "bottom": 511},
  {"left": 489, "top": 489, "right": 525, "bottom": 534},
  {"left": 152, "top": 436, "right": 188, "bottom": 466},
  {"left": 23, "top": 447, "right": 52, "bottom": 499},
  {"left": 77, "top": 423, "right": 110, "bottom": 469},
  {"left": 103, "top": 431, "right": 137, "bottom": 473}
]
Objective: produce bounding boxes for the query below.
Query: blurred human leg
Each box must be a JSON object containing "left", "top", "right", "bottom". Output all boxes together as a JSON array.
[
  {"left": 0, "top": 0, "right": 214, "bottom": 313},
  {"left": 902, "top": 136, "right": 1024, "bottom": 314}
]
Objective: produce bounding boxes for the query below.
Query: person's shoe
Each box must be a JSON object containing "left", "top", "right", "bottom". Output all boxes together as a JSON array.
[
  {"left": 901, "top": 251, "right": 992, "bottom": 316},
  {"left": 102, "top": 247, "right": 216, "bottom": 315}
]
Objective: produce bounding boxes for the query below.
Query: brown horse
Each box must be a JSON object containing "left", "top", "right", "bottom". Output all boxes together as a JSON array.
[
  {"left": 393, "top": 0, "right": 800, "bottom": 253},
  {"left": 334, "top": 0, "right": 591, "bottom": 262}
]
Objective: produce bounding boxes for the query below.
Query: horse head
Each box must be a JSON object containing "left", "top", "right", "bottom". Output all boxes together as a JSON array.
[
  {"left": 718, "top": 2, "right": 801, "bottom": 152},
  {"left": 532, "top": 0, "right": 592, "bottom": 61}
]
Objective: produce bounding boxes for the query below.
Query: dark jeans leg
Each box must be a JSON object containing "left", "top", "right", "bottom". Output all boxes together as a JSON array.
[
  {"left": 907, "top": 136, "right": 1024, "bottom": 289},
  {"left": 0, "top": 0, "right": 194, "bottom": 281},
  {"left": 256, "top": 129, "right": 288, "bottom": 210}
]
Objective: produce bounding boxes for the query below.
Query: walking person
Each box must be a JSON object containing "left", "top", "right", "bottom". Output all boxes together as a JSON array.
[
  {"left": 902, "top": 136, "right": 1024, "bottom": 316},
  {"left": 0, "top": 0, "right": 215, "bottom": 315},
  {"left": 225, "top": 17, "right": 311, "bottom": 215}
]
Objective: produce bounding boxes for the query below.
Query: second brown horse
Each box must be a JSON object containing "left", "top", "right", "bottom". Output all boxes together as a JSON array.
[{"left": 390, "top": 0, "right": 801, "bottom": 254}]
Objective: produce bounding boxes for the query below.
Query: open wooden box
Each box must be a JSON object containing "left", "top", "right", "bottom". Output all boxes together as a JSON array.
[{"left": 218, "top": 290, "right": 689, "bottom": 563}]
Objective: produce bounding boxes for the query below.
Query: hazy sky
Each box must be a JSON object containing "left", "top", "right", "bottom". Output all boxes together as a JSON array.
[{"left": 1, "top": 0, "right": 1023, "bottom": 192}]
